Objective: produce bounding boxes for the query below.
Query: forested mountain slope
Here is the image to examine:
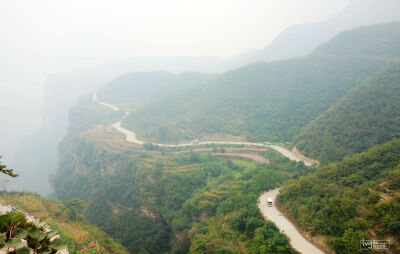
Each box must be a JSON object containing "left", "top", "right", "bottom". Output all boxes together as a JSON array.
[
  {"left": 11, "top": 1, "right": 400, "bottom": 196},
  {"left": 96, "top": 71, "right": 217, "bottom": 109},
  {"left": 278, "top": 139, "right": 400, "bottom": 253},
  {"left": 54, "top": 139, "right": 312, "bottom": 253},
  {"left": 121, "top": 23, "right": 400, "bottom": 144},
  {"left": 312, "top": 22, "right": 400, "bottom": 58},
  {"left": 51, "top": 93, "right": 313, "bottom": 253},
  {"left": 9, "top": 58, "right": 219, "bottom": 195},
  {"left": 50, "top": 22, "right": 400, "bottom": 254},
  {"left": 294, "top": 61, "right": 400, "bottom": 164}
]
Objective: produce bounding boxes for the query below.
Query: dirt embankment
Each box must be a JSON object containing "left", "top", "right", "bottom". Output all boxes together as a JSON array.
[{"left": 292, "top": 146, "right": 320, "bottom": 166}]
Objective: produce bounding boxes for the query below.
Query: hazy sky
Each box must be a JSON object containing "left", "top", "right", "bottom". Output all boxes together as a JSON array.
[{"left": 1, "top": 0, "right": 349, "bottom": 63}]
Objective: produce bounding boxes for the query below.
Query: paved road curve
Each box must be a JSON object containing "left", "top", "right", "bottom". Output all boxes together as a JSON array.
[
  {"left": 259, "top": 189, "right": 324, "bottom": 254},
  {"left": 92, "top": 93, "right": 316, "bottom": 166},
  {"left": 93, "top": 92, "right": 322, "bottom": 253}
]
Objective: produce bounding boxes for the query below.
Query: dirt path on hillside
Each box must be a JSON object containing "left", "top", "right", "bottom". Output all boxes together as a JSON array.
[
  {"left": 212, "top": 153, "right": 269, "bottom": 163},
  {"left": 269, "top": 145, "right": 314, "bottom": 166},
  {"left": 175, "top": 148, "right": 268, "bottom": 154}
]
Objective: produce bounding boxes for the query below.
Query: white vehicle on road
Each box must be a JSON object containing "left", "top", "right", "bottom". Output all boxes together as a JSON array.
[
  {"left": 267, "top": 198, "right": 273, "bottom": 207},
  {"left": 259, "top": 189, "right": 324, "bottom": 254},
  {"left": 264, "top": 142, "right": 271, "bottom": 147}
]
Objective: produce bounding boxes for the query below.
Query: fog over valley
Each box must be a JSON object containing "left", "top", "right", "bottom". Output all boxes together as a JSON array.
[{"left": 1, "top": 1, "right": 400, "bottom": 253}]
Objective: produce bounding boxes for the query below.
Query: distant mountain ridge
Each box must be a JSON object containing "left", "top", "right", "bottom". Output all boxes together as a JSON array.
[
  {"left": 120, "top": 23, "right": 400, "bottom": 145},
  {"left": 96, "top": 71, "right": 217, "bottom": 109},
  {"left": 234, "top": 0, "right": 400, "bottom": 65}
]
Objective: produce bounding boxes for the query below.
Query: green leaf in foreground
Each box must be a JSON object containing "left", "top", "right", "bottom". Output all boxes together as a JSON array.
[
  {"left": 6, "top": 238, "right": 21, "bottom": 246},
  {"left": 37, "top": 231, "right": 46, "bottom": 242},
  {"left": 49, "top": 238, "right": 67, "bottom": 250},
  {"left": 13, "top": 228, "right": 28, "bottom": 239},
  {"left": 0, "top": 233, "right": 6, "bottom": 246},
  {"left": 37, "top": 247, "right": 53, "bottom": 254},
  {"left": 46, "top": 230, "right": 58, "bottom": 238},
  {"left": 16, "top": 247, "right": 32, "bottom": 254},
  {"left": 27, "top": 227, "right": 40, "bottom": 239}
]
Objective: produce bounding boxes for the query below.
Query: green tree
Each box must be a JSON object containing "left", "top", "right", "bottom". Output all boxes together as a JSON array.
[
  {"left": 0, "top": 156, "right": 18, "bottom": 177},
  {"left": 63, "top": 198, "right": 87, "bottom": 221},
  {"left": 388, "top": 167, "right": 400, "bottom": 189}
]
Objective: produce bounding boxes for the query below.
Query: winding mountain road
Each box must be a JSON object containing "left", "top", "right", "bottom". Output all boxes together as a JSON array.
[
  {"left": 259, "top": 189, "right": 324, "bottom": 254},
  {"left": 93, "top": 92, "right": 323, "bottom": 253},
  {"left": 92, "top": 92, "right": 315, "bottom": 166}
]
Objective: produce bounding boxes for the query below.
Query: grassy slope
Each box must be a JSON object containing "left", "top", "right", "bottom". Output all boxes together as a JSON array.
[
  {"left": 278, "top": 139, "right": 400, "bottom": 254},
  {"left": 122, "top": 23, "right": 400, "bottom": 144},
  {"left": 294, "top": 61, "right": 400, "bottom": 164},
  {"left": 0, "top": 193, "right": 128, "bottom": 254}
]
